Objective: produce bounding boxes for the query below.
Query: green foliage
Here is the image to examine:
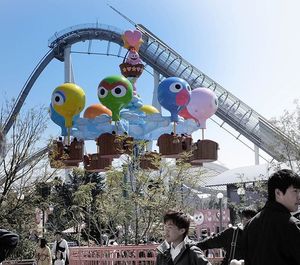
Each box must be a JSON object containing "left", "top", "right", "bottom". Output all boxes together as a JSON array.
[
  {"left": 10, "top": 235, "right": 36, "bottom": 260},
  {"left": 94, "top": 149, "right": 204, "bottom": 244},
  {"left": 42, "top": 146, "right": 205, "bottom": 246},
  {"left": 270, "top": 100, "right": 300, "bottom": 171},
  {"left": 0, "top": 101, "right": 207, "bottom": 253},
  {"left": 0, "top": 189, "right": 40, "bottom": 260}
]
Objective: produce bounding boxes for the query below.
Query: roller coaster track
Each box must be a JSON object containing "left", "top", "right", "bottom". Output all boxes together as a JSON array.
[{"left": 2, "top": 22, "right": 298, "bottom": 162}]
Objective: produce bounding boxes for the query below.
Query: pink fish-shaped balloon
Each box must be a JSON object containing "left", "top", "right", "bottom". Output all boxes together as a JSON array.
[{"left": 186, "top": 87, "right": 218, "bottom": 128}]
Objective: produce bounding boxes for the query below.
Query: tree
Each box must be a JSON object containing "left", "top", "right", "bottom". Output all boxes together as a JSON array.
[
  {"left": 48, "top": 169, "right": 107, "bottom": 246},
  {"left": 95, "top": 147, "right": 205, "bottom": 245},
  {"left": 270, "top": 100, "right": 300, "bottom": 171},
  {"left": 0, "top": 101, "right": 56, "bottom": 258},
  {"left": 0, "top": 102, "right": 51, "bottom": 207},
  {"left": 227, "top": 100, "right": 300, "bottom": 223},
  {"left": 46, "top": 144, "right": 207, "bottom": 246},
  {"left": 0, "top": 99, "right": 217, "bottom": 253}
]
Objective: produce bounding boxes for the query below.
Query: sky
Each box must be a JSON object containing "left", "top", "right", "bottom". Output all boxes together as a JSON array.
[{"left": 0, "top": 0, "right": 299, "bottom": 169}]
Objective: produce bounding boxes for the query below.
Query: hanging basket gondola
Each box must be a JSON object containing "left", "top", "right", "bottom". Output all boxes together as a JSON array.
[
  {"left": 157, "top": 133, "right": 183, "bottom": 158},
  {"left": 97, "top": 133, "right": 124, "bottom": 158},
  {"left": 190, "top": 139, "right": 219, "bottom": 163},
  {"left": 119, "top": 49, "right": 144, "bottom": 78},
  {"left": 83, "top": 154, "right": 113, "bottom": 172},
  {"left": 49, "top": 138, "right": 84, "bottom": 168},
  {"left": 119, "top": 62, "right": 144, "bottom": 78}
]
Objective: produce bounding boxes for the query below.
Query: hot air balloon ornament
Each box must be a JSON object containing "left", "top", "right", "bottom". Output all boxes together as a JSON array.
[
  {"left": 179, "top": 87, "right": 219, "bottom": 163},
  {"left": 119, "top": 30, "right": 144, "bottom": 82},
  {"left": 97, "top": 75, "right": 133, "bottom": 131},
  {"left": 185, "top": 87, "right": 218, "bottom": 139},
  {"left": 157, "top": 77, "right": 191, "bottom": 135},
  {"left": 51, "top": 83, "right": 86, "bottom": 144},
  {"left": 83, "top": 103, "right": 112, "bottom": 119}
]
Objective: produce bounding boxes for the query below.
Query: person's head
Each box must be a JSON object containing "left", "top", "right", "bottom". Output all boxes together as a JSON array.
[
  {"left": 39, "top": 238, "right": 47, "bottom": 248},
  {"left": 54, "top": 231, "right": 63, "bottom": 241},
  {"left": 201, "top": 229, "right": 208, "bottom": 239},
  {"left": 268, "top": 169, "right": 300, "bottom": 212},
  {"left": 0, "top": 229, "right": 19, "bottom": 263},
  {"left": 163, "top": 210, "right": 190, "bottom": 245},
  {"left": 240, "top": 207, "right": 257, "bottom": 226}
]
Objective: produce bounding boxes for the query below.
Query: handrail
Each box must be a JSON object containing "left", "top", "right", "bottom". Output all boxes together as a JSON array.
[
  {"left": 3, "top": 259, "right": 35, "bottom": 265},
  {"left": 48, "top": 23, "right": 123, "bottom": 47}
]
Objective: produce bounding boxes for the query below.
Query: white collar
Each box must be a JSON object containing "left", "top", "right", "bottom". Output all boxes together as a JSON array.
[
  {"left": 170, "top": 240, "right": 184, "bottom": 260},
  {"left": 171, "top": 240, "right": 184, "bottom": 249}
]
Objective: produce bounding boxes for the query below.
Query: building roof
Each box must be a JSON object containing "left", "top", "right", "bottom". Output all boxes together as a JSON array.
[{"left": 203, "top": 163, "right": 274, "bottom": 187}]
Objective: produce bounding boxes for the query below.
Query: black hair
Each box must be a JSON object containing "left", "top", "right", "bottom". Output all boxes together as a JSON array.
[
  {"left": 54, "top": 231, "right": 62, "bottom": 236},
  {"left": 0, "top": 229, "right": 19, "bottom": 262},
  {"left": 268, "top": 169, "right": 300, "bottom": 201},
  {"left": 163, "top": 210, "right": 190, "bottom": 237},
  {"left": 39, "top": 238, "right": 47, "bottom": 248},
  {"left": 241, "top": 207, "right": 257, "bottom": 219}
]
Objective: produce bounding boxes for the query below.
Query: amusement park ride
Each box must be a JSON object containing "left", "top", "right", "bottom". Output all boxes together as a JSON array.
[
  {"left": 1, "top": 9, "right": 297, "bottom": 169},
  {"left": 48, "top": 29, "right": 219, "bottom": 172}
]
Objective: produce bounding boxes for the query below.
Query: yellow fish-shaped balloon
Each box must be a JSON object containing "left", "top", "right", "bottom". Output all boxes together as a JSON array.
[{"left": 51, "top": 83, "right": 85, "bottom": 128}]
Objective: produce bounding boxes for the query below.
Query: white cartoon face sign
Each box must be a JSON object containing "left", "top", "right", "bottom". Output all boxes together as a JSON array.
[{"left": 193, "top": 212, "right": 204, "bottom": 225}]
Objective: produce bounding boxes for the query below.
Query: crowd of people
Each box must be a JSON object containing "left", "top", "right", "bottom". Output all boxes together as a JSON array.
[
  {"left": 1, "top": 169, "right": 300, "bottom": 265},
  {"left": 156, "top": 169, "right": 300, "bottom": 265},
  {"left": 0, "top": 229, "right": 69, "bottom": 265},
  {"left": 34, "top": 232, "right": 69, "bottom": 265},
  {"left": 196, "top": 208, "right": 257, "bottom": 265}
]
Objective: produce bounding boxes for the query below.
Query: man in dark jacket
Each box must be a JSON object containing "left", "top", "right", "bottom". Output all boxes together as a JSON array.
[
  {"left": 156, "top": 210, "right": 211, "bottom": 265},
  {"left": 0, "top": 228, "right": 19, "bottom": 262},
  {"left": 243, "top": 169, "right": 300, "bottom": 265},
  {"left": 196, "top": 208, "right": 256, "bottom": 265}
]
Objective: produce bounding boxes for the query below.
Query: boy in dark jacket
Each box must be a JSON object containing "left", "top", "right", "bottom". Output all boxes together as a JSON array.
[
  {"left": 243, "top": 169, "right": 300, "bottom": 265},
  {"left": 196, "top": 208, "right": 256, "bottom": 265},
  {"left": 0, "top": 228, "right": 19, "bottom": 262},
  {"left": 156, "top": 210, "right": 211, "bottom": 265}
]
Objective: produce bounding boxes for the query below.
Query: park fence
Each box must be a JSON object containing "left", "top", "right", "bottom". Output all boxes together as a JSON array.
[
  {"left": 69, "top": 245, "right": 223, "bottom": 265},
  {"left": 3, "top": 245, "right": 223, "bottom": 265}
]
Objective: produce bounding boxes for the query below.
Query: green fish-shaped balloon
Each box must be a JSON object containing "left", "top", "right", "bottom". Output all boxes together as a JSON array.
[{"left": 97, "top": 75, "right": 133, "bottom": 121}]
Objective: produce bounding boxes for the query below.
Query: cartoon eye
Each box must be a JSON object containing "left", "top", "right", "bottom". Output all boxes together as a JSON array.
[
  {"left": 111, "top": 85, "right": 127, "bottom": 97},
  {"left": 186, "top": 85, "right": 191, "bottom": 91},
  {"left": 169, "top": 82, "right": 183, "bottom": 93},
  {"left": 98, "top": 87, "right": 108, "bottom": 98},
  {"left": 52, "top": 91, "right": 66, "bottom": 106}
]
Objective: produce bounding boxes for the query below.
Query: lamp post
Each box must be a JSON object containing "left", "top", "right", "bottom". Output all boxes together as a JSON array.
[
  {"left": 42, "top": 209, "right": 45, "bottom": 237},
  {"left": 217, "top": 192, "right": 224, "bottom": 232},
  {"left": 38, "top": 182, "right": 51, "bottom": 237},
  {"left": 40, "top": 203, "right": 50, "bottom": 237},
  {"left": 237, "top": 187, "right": 245, "bottom": 204}
]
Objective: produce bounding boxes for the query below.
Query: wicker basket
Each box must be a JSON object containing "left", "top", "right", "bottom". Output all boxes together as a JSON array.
[
  {"left": 157, "top": 133, "right": 183, "bottom": 157},
  {"left": 83, "top": 154, "right": 112, "bottom": 172},
  {"left": 97, "top": 133, "right": 123, "bottom": 158},
  {"left": 119, "top": 62, "right": 144, "bottom": 78},
  {"left": 191, "top": 139, "right": 219, "bottom": 163},
  {"left": 49, "top": 139, "right": 83, "bottom": 168}
]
